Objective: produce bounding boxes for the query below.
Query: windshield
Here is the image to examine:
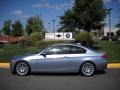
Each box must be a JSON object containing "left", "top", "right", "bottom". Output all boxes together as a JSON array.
[{"left": 34, "top": 48, "right": 46, "bottom": 54}]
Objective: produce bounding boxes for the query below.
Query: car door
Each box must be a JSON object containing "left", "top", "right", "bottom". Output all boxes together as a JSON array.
[
  {"left": 36, "top": 45, "right": 69, "bottom": 72},
  {"left": 61, "top": 45, "right": 87, "bottom": 71}
]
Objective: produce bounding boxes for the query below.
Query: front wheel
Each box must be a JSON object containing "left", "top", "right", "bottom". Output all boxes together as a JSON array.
[
  {"left": 80, "top": 62, "right": 95, "bottom": 76},
  {"left": 15, "top": 61, "right": 30, "bottom": 76}
]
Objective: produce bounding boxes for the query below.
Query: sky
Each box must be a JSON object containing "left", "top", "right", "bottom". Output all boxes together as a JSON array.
[{"left": 0, "top": 0, "right": 120, "bottom": 32}]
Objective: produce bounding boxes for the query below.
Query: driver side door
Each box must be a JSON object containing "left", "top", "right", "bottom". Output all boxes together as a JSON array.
[{"left": 36, "top": 45, "right": 69, "bottom": 72}]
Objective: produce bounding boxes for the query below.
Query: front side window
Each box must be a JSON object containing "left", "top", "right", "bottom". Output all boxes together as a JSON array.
[
  {"left": 47, "top": 45, "right": 63, "bottom": 55},
  {"left": 47, "top": 45, "right": 86, "bottom": 55}
]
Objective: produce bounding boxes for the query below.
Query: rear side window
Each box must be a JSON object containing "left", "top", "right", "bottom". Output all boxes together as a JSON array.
[{"left": 67, "top": 45, "right": 86, "bottom": 54}]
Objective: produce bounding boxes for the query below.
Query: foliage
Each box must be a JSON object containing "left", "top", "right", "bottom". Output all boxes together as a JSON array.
[
  {"left": 12, "top": 20, "right": 23, "bottom": 37},
  {"left": 26, "top": 32, "right": 44, "bottom": 46},
  {"left": 26, "top": 16, "right": 44, "bottom": 35},
  {"left": 0, "top": 42, "right": 4, "bottom": 48},
  {"left": 74, "top": 0, "right": 106, "bottom": 31},
  {"left": 75, "top": 31, "right": 94, "bottom": 46},
  {"left": 60, "top": 0, "right": 107, "bottom": 32},
  {"left": 0, "top": 30, "right": 1, "bottom": 35},
  {"left": 2, "top": 20, "right": 11, "bottom": 35},
  {"left": 116, "top": 20, "right": 120, "bottom": 36},
  {"left": 116, "top": 30, "right": 120, "bottom": 36},
  {"left": 98, "top": 41, "right": 120, "bottom": 63},
  {"left": 59, "top": 9, "right": 75, "bottom": 32}
]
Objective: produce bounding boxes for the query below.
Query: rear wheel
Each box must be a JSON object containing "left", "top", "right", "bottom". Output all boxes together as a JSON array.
[
  {"left": 80, "top": 62, "right": 95, "bottom": 76},
  {"left": 15, "top": 61, "right": 30, "bottom": 76}
]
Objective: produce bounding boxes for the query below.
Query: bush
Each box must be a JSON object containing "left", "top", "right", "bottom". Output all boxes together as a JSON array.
[
  {"left": 0, "top": 42, "right": 4, "bottom": 48},
  {"left": 18, "top": 40, "right": 26, "bottom": 48},
  {"left": 26, "top": 31, "right": 73, "bottom": 48},
  {"left": 75, "top": 31, "right": 94, "bottom": 46},
  {"left": 26, "top": 32, "right": 44, "bottom": 46}
]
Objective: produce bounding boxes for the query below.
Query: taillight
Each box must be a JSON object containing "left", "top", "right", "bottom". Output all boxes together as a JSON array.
[{"left": 101, "top": 54, "right": 107, "bottom": 59}]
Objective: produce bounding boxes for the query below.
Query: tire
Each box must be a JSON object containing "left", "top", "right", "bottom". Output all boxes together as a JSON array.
[
  {"left": 80, "top": 62, "right": 95, "bottom": 76},
  {"left": 15, "top": 61, "right": 30, "bottom": 76}
]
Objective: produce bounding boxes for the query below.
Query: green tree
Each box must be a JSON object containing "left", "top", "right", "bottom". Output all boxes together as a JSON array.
[
  {"left": 12, "top": 20, "right": 23, "bottom": 37},
  {"left": 116, "top": 30, "right": 120, "bottom": 36},
  {"left": 116, "top": 20, "right": 120, "bottom": 36},
  {"left": 60, "top": 0, "right": 106, "bottom": 46},
  {"left": 60, "top": 9, "right": 75, "bottom": 32},
  {"left": 60, "top": 0, "right": 106, "bottom": 32},
  {"left": 74, "top": 0, "right": 106, "bottom": 31},
  {"left": 26, "top": 15, "right": 44, "bottom": 35},
  {"left": 75, "top": 31, "right": 94, "bottom": 46},
  {"left": 2, "top": 20, "right": 11, "bottom": 35},
  {"left": 0, "top": 30, "right": 1, "bottom": 35}
]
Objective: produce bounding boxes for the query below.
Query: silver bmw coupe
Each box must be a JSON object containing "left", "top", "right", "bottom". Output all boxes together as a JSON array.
[{"left": 10, "top": 44, "right": 107, "bottom": 76}]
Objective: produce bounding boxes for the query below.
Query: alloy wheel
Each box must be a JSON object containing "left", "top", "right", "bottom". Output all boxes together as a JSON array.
[
  {"left": 15, "top": 62, "right": 29, "bottom": 76},
  {"left": 81, "top": 62, "right": 95, "bottom": 76}
]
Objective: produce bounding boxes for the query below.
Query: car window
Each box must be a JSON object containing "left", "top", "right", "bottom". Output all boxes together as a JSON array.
[
  {"left": 47, "top": 45, "right": 63, "bottom": 55},
  {"left": 47, "top": 45, "right": 86, "bottom": 55},
  {"left": 67, "top": 45, "right": 86, "bottom": 54}
]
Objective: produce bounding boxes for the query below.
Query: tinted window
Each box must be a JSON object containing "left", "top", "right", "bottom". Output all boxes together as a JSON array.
[
  {"left": 67, "top": 45, "right": 86, "bottom": 54},
  {"left": 47, "top": 45, "right": 86, "bottom": 55},
  {"left": 47, "top": 45, "right": 63, "bottom": 55}
]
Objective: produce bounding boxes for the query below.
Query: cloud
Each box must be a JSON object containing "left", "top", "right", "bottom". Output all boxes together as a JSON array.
[
  {"left": 103, "top": 0, "right": 112, "bottom": 3},
  {"left": 21, "top": 15, "right": 29, "bottom": 18},
  {"left": 11, "top": 10, "right": 23, "bottom": 16},
  {"left": 70, "top": 0, "right": 74, "bottom": 4},
  {"left": 32, "top": 1, "right": 72, "bottom": 10},
  {"left": 11, "top": 10, "right": 29, "bottom": 18}
]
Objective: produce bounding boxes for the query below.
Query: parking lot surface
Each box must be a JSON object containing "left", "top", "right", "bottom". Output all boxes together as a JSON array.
[{"left": 0, "top": 68, "right": 120, "bottom": 90}]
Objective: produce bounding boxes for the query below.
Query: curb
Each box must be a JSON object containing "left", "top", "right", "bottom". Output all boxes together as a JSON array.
[
  {"left": 0, "top": 63, "right": 10, "bottom": 68},
  {"left": 107, "top": 63, "right": 120, "bottom": 68},
  {"left": 0, "top": 63, "right": 120, "bottom": 69}
]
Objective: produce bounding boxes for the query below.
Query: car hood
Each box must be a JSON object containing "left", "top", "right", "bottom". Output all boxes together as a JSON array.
[{"left": 12, "top": 53, "right": 34, "bottom": 60}]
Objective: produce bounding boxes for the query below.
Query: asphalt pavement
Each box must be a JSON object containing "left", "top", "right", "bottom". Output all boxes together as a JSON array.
[{"left": 0, "top": 68, "right": 120, "bottom": 90}]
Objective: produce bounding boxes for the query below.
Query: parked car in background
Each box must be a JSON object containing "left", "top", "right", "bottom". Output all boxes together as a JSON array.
[
  {"left": 10, "top": 44, "right": 107, "bottom": 76},
  {"left": 110, "top": 36, "right": 118, "bottom": 41},
  {"left": 101, "top": 36, "right": 109, "bottom": 40}
]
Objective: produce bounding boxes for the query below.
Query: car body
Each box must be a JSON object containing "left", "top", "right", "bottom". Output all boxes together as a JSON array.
[{"left": 10, "top": 44, "right": 107, "bottom": 76}]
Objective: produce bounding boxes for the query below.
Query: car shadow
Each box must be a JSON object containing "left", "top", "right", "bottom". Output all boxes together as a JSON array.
[
  {"left": 95, "top": 70, "right": 106, "bottom": 75},
  {"left": 31, "top": 70, "right": 106, "bottom": 76},
  {"left": 32, "top": 72, "right": 80, "bottom": 76}
]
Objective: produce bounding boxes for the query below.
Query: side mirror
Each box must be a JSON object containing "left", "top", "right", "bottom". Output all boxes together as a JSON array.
[{"left": 41, "top": 52, "right": 47, "bottom": 58}]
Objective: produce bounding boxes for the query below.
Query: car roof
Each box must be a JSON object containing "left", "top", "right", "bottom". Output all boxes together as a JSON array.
[
  {"left": 51, "top": 43, "right": 86, "bottom": 49},
  {"left": 50, "top": 43, "right": 95, "bottom": 53},
  {"left": 51, "top": 43, "right": 79, "bottom": 46}
]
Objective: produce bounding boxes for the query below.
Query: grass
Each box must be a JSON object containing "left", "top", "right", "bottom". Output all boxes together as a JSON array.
[
  {"left": 98, "top": 41, "right": 120, "bottom": 63},
  {"left": 0, "top": 44, "right": 38, "bottom": 63},
  {"left": 0, "top": 41, "right": 120, "bottom": 63}
]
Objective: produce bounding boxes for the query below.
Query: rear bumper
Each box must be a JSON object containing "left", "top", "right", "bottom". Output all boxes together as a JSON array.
[{"left": 96, "top": 60, "right": 108, "bottom": 70}]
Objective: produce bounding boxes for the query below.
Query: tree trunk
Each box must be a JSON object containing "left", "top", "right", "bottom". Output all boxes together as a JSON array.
[{"left": 87, "top": 31, "right": 90, "bottom": 47}]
